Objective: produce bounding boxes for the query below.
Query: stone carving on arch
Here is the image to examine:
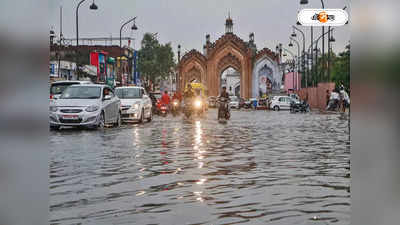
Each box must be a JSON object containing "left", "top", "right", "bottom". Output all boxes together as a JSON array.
[
  {"left": 207, "top": 33, "right": 250, "bottom": 58},
  {"left": 185, "top": 66, "right": 202, "bottom": 84},
  {"left": 178, "top": 49, "right": 207, "bottom": 90},
  {"left": 180, "top": 49, "right": 207, "bottom": 66},
  {"left": 207, "top": 39, "right": 251, "bottom": 98},
  {"left": 217, "top": 53, "right": 242, "bottom": 74},
  {"left": 255, "top": 48, "right": 279, "bottom": 62}
]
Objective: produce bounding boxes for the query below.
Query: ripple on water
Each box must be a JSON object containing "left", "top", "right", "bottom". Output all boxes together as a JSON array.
[{"left": 50, "top": 110, "right": 350, "bottom": 225}]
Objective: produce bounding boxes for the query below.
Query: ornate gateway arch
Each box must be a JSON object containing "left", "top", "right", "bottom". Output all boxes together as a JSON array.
[{"left": 177, "top": 15, "right": 281, "bottom": 99}]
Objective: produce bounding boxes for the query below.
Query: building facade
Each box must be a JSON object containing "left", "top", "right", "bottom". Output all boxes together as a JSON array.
[{"left": 177, "top": 16, "right": 282, "bottom": 99}]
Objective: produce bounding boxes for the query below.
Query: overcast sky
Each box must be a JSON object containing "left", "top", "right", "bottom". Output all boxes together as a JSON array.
[{"left": 50, "top": 0, "right": 350, "bottom": 60}]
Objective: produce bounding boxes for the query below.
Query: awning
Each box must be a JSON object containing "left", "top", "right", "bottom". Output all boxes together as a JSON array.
[{"left": 82, "top": 65, "right": 98, "bottom": 77}]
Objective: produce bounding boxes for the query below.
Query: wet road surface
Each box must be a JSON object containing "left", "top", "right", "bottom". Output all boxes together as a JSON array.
[{"left": 50, "top": 109, "right": 350, "bottom": 225}]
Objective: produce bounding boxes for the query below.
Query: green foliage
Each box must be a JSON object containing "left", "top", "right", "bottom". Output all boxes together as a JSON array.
[
  {"left": 331, "top": 44, "right": 350, "bottom": 90},
  {"left": 307, "top": 44, "right": 350, "bottom": 90},
  {"left": 138, "top": 33, "right": 175, "bottom": 90}
]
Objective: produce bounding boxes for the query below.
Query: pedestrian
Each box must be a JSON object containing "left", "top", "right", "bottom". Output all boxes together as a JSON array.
[{"left": 253, "top": 98, "right": 258, "bottom": 110}]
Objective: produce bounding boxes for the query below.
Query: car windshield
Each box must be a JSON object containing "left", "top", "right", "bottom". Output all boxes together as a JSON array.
[
  {"left": 50, "top": 83, "right": 79, "bottom": 95},
  {"left": 115, "top": 88, "right": 142, "bottom": 99},
  {"left": 60, "top": 86, "right": 101, "bottom": 99}
]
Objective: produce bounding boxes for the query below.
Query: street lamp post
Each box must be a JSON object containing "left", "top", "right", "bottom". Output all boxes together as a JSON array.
[
  {"left": 292, "top": 25, "right": 306, "bottom": 87},
  {"left": 177, "top": 44, "right": 181, "bottom": 91},
  {"left": 327, "top": 27, "right": 335, "bottom": 82},
  {"left": 309, "top": 27, "right": 333, "bottom": 84},
  {"left": 119, "top": 17, "right": 137, "bottom": 85},
  {"left": 283, "top": 48, "right": 296, "bottom": 92},
  {"left": 289, "top": 37, "right": 300, "bottom": 91},
  {"left": 75, "top": 0, "right": 98, "bottom": 80},
  {"left": 120, "top": 17, "right": 137, "bottom": 54},
  {"left": 300, "top": 0, "right": 325, "bottom": 84}
]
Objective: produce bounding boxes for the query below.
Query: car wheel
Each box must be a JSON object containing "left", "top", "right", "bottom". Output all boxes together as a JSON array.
[
  {"left": 98, "top": 111, "right": 105, "bottom": 129},
  {"left": 273, "top": 106, "right": 280, "bottom": 111},
  {"left": 147, "top": 109, "right": 152, "bottom": 122},
  {"left": 139, "top": 109, "right": 144, "bottom": 123},
  {"left": 50, "top": 125, "right": 60, "bottom": 131},
  {"left": 114, "top": 111, "right": 121, "bottom": 127}
]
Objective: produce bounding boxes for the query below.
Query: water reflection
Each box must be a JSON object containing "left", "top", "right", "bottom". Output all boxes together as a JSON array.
[{"left": 50, "top": 110, "right": 350, "bottom": 225}]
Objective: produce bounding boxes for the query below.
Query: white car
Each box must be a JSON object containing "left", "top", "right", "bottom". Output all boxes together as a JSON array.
[
  {"left": 270, "top": 96, "right": 299, "bottom": 111},
  {"left": 115, "top": 86, "right": 152, "bottom": 123},
  {"left": 228, "top": 95, "right": 240, "bottom": 109},
  {"left": 50, "top": 80, "right": 92, "bottom": 100},
  {"left": 49, "top": 84, "right": 121, "bottom": 130}
]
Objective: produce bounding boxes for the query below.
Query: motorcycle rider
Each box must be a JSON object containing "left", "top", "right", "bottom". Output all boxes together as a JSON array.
[
  {"left": 218, "top": 86, "right": 230, "bottom": 119},
  {"left": 172, "top": 92, "right": 179, "bottom": 102},
  {"left": 182, "top": 84, "right": 196, "bottom": 117},
  {"left": 161, "top": 90, "right": 171, "bottom": 107},
  {"left": 171, "top": 92, "right": 181, "bottom": 113},
  {"left": 183, "top": 84, "right": 195, "bottom": 101}
]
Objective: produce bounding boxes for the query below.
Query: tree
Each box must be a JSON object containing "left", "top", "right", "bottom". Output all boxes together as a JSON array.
[
  {"left": 331, "top": 44, "right": 350, "bottom": 91},
  {"left": 307, "top": 44, "right": 349, "bottom": 90},
  {"left": 138, "top": 33, "right": 175, "bottom": 91}
]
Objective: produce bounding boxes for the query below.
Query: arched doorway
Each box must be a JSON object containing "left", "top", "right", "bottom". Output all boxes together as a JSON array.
[
  {"left": 214, "top": 51, "right": 244, "bottom": 97},
  {"left": 221, "top": 67, "right": 241, "bottom": 97}
]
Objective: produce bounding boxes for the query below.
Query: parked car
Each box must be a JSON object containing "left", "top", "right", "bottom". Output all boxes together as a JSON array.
[
  {"left": 270, "top": 96, "right": 299, "bottom": 111},
  {"left": 239, "top": 97, "right": 245, "bottom": 108},
  {"left": 50, "top": 80, "right": 92, "bottom": 100},
  {"left": 229, "top": 95, "right": 240, "bottom": 109},
  {"left": 115, "top": 86, "right": 152, "bottom": 123},
  {"left": 49, "top": 84, "right": 121, "bottom": 130}
]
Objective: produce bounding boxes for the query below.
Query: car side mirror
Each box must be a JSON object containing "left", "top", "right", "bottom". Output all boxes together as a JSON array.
[
  {"left": 103, "top": 95, "right": 112, "bottom": 101},
  {"left": 143, "top": 94, "right": 148, "bottom": 99}
]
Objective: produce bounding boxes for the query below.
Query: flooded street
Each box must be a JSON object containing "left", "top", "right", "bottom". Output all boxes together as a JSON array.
[{"left": 50, "top": 109, "right": 350, "bottom": 225}]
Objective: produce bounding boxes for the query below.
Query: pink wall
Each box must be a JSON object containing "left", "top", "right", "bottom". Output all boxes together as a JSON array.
[
  {"left": 284, "top": 72, "right": 301, "bottom": 92},
  {"left": 296, "top": 82, "right": 336, "bottom": 110}
]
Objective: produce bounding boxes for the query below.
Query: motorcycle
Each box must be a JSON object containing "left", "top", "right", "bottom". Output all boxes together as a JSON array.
[
  {"left": 218, "top": 96, "right": 230, "bottom": 121},
  {"left": 243, "top": 100, "right": 252, "bottom": 109},
  {"left": 171, "top": 99, "right": 180, "bottom": 116},
  {"left": 326, "top": 91, "right": 340, "bottom": 111},
  {"left": 183, "top": 99, "right": 193, "bottom": 119},
  {"left": 290, "top": 100, "right": 310, "bottom": 113},
  {"left": 183, "top": 97, "right": 204, "bottom": 119},
  {"left": 160, "top": 104, "right": 168, "bottom": 117}
]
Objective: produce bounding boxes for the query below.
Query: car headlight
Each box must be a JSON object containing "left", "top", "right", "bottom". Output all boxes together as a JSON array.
[
  {"left": 49, "top": 106, "right": 58, "bottom": 112},
  {"left": 173, "top": 101, "right": 178, "bottom": 106},
  {"left": 85, "top": 105, "right": 100, "bottom": 112},
  {"left": 121, "top": 105, "right": 131, "bottom": 109},
  {"left": 194, "top": 100, "right": 202, "bottom": 108},
  {"left": 133, "top": 103, "right": 140, "bottom": 110}
]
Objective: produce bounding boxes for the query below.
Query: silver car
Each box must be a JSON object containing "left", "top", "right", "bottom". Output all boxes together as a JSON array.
[
  {"left": 115, "top": 86, "right": 153, "bottom": 123},
  {"left": 49, "top": 84, "right": 121, "bottom": 130},
  {"left": 228, "top": 95, "right": 240, "bottom": 109},
  {"left": 50, "top": 80, "right": 92, "bottom": 100}
]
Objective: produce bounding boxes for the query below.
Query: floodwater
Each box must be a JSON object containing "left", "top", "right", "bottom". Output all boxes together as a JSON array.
[{"left": 50, "top": 109, "right": 350, "bottom": 225}]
